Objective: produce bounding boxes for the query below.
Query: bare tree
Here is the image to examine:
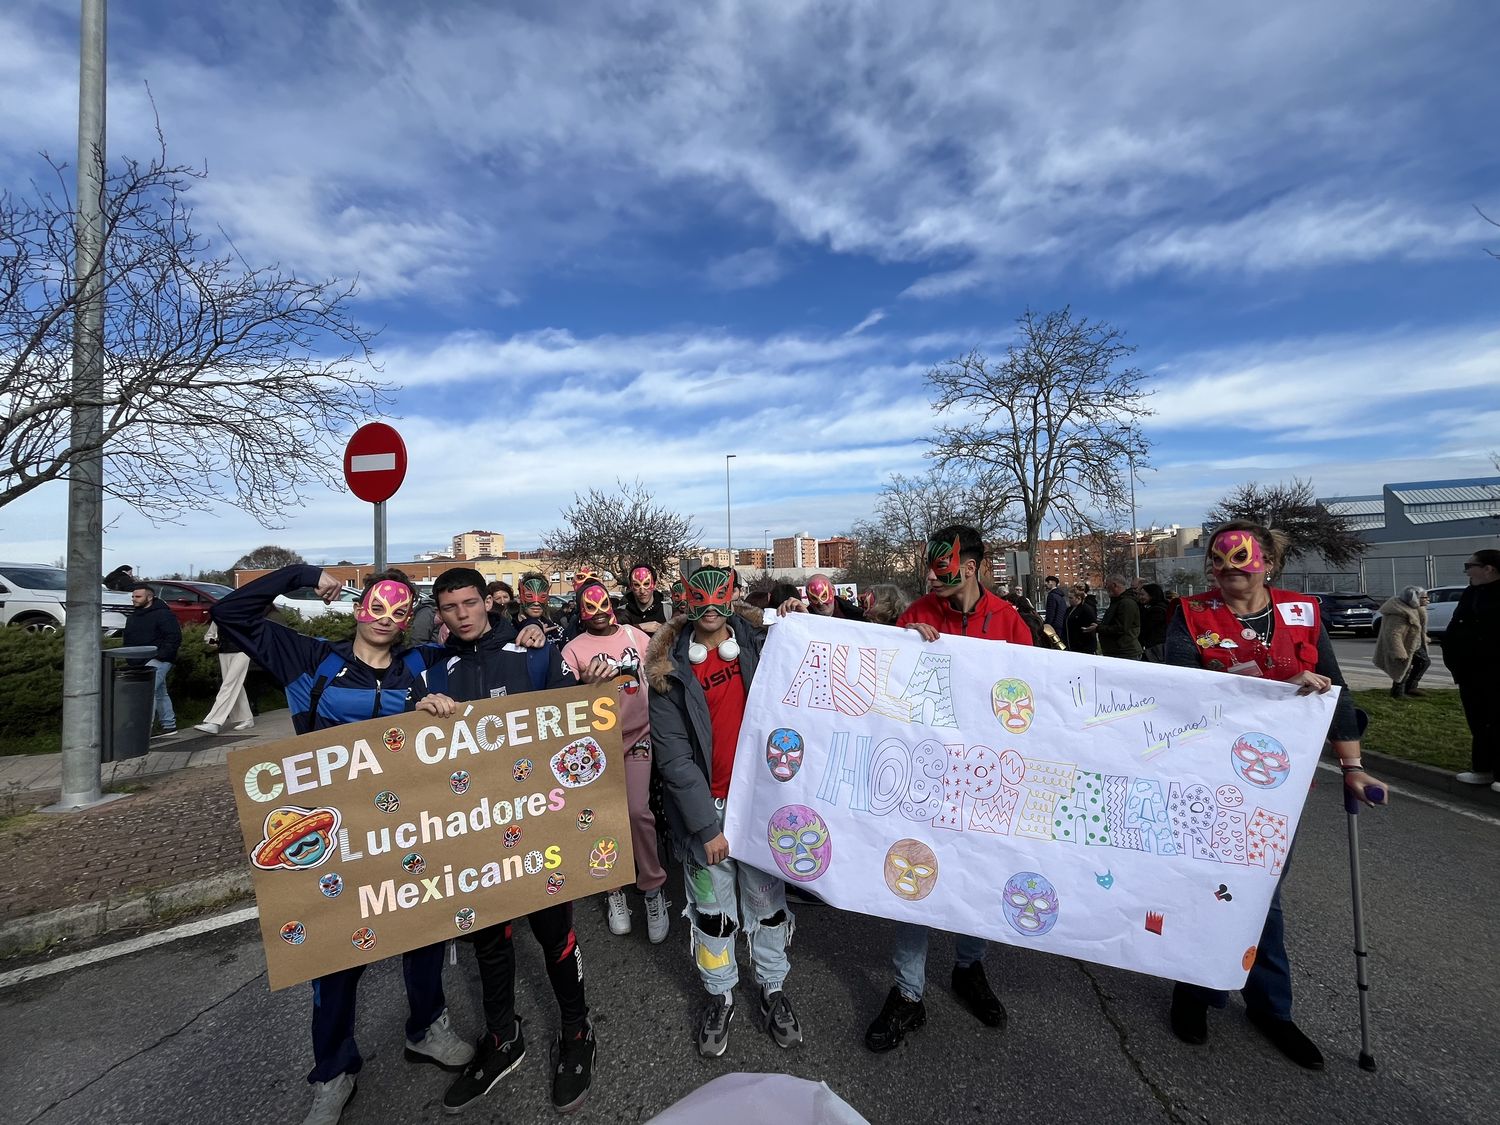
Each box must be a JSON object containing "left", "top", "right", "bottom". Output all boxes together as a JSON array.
[
  {"left": 1204, "top": 478, "right": 1369, "bottom": 568},
  {"left": 926, "top": 307, "right": 1151, "bottom": 597},
  {"left": 542, "top": 478, "right": 700, "bottom": 586},
  {"left": 0, "top": 139, "right": 388, "bottom": 522}
]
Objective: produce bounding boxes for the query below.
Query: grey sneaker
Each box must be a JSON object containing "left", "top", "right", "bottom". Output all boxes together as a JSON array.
[
  {"left": 606, "top": 890, "right": 632, "bottom": 936},
  {"left": 643, "top": 889, "right": 670, "bottom": 944},
  {"left": 302, "top": 1073, "right": 356, "bottom": 1125},
  {"left": 1456, "top": 771, "right": 1495, "bottom": 785},
  {"left": 757, "top": 988, "right": 803, "bottom": 1048},
  {"left": 697, "top": 993, "right": 735, "bottom": 1057},
  {"left": 406, "top": 1008, "right": 475, "bottom": 1071}
]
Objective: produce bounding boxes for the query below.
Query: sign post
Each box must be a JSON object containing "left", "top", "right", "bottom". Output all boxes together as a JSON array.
[{"left": 343, "top": 423, "right": 408, "bottom": 573}]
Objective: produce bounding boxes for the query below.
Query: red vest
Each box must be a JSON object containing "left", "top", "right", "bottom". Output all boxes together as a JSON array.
[{"left": 1177, "top": 587, "right": 1321, "bottom": 682}]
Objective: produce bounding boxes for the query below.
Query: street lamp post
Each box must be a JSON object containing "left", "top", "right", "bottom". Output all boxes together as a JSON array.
[
  {"left": 725, "top": 454, "right": 736, "bottom": 570},
  {"left": 1127, "top": 454, "right": 1140, "bottom": 582}
]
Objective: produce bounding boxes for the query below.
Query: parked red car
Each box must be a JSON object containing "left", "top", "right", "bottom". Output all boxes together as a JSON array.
[{"left": 145, "top": 580, "right": 234, "bottom": 626}]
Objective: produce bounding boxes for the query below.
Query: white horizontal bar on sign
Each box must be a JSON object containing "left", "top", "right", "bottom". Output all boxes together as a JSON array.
[{"left": 350, "top": 453, "right": 397, "bottom": 472}]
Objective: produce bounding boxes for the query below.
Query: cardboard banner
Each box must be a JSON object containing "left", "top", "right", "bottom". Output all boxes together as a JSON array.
[
  {"left": 722, "top": 614, "right": 1337, "bottom": 990},
  {"left": 228, "top": 683, "right": 634, "bottom": 990}
]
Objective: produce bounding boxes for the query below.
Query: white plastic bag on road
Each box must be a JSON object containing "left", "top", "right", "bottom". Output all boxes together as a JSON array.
[{"left": 648, "top": 1073, "right": 869, "bottom": 1125}]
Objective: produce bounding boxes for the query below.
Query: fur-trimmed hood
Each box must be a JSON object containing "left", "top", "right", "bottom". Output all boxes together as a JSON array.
[{"left": 645, "top": 600, "right": 760, "bottom": 694}]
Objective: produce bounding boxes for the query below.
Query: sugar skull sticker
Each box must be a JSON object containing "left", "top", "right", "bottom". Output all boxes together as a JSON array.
[
  {"left": 927, "top": 535, "right": 962, "bottom": 586},
  {"left": 450, "top": 770, "right": 471, "bottom": 795},
  {"left": 547, "top": 872, "right": 566, "bottom": 896},
  {"left": 1209, "top": 530, "right": 1267, "bottom": 575},
  {"left": 351, "top": 927, "right": 377, "bottom": 951},
  {"left": 767, "top": 804, "right": 832, "bottom": 883},
  {"left": 1002, "top": 871, "right": 1060, "bottom": 937},
  {"left": 319, "top": 872, "right": 343, "bottom": 898},
  {"left": 382, "top": 726, "right": 406, "bottom": 753},
  {"left": 883, "top": 839, "right": 939, "bottom": 901},
  {"left": 455, "top": 908, "right": 476, "bottom": 932},
  {"left": 374, "top": 791, "right": 400, "bottom": 813},
  {"left": 589, "top": 836, "right": 619, "bottom": 878},
  {"left": 552, "top": 736, "right": 606, "bottom": 788},
  {"left": 503, "top": 826, "right": 522, "bottom": 849},
  {"left": 251, "top": 805, "right": 340, "bottom": 872},
  {"left": 513, "top": 758, "right": 533, "bottom": 783},
  {"left": 280, "top": 921, "right": 306, "bottom": 945},
  {"left": 356, "top": 579, "right": 413, "bottom": 627},
  {"left": 1230, "top": 732, "right": 1290, "bottom": 789},
  {"left": 991, "top": 678, "right": 1034, "bottom": 734},
  {"left": 402, "top": 852, "right": 426, "bottom": 875},
  {"left": 684, "top": 567, "right": 733, "bottom": 620},
  {"left": 765, "top": 727, "right": 805, "bottom": 783}
]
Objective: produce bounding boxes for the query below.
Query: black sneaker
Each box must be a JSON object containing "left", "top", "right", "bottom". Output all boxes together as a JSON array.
[
  {"left": 951, "top": 962, "right": 1007, "bottom": 1028},
  {"left": 1169, "top": 987, "right": 1209, "bottom": 1046},
  {"left": 443, "top": 1023, "right": 525, "bottom": 1114},
  {"left": 756, "top": 988, "right": 803, "bottom": 1048},
  {"left": 697, "top": 993, "right": 735, "bottom": 1058},
  {"left": 864, "top": 987, "right": 925, "bottom": 1052},
  {"left": 550, "top": 1020, "right": 596, "bottom": 1114}
]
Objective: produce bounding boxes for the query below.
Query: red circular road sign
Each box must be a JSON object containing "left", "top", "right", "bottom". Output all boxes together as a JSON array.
[{"left": 343, "top": 423, "right": 407, "bottom": 503}]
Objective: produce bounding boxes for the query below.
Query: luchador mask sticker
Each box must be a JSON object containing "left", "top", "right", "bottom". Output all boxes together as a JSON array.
[
  {"left": 578, "top": 581, "right": 616, "bottom": 626},
  {"left": 251, "top": 805, "right": 340, "bottom": 872},
  {"left": 883, "top": 839, "right": 939, "bottom": 901},
  {"left": 589, "top": 836, "right": 619, "bottom": 878},
  {"left": 1209, "top": 530, "right": 1267, "bottom": 574},
  {"left": 356, "top": 580, "right": 413, "bottom": 627},
  {"left": 685, "top": 567, "right": 733, "bottom": 620},
  {"left": 382, "top": 726, "right": 406, "bottom": 753},
  {"left": 926, "top": 536, "right": 963, "bottom": 586},
  {"left": 1002, "top": 871, "right": 1060, "bottom": 937},
  {"left": 991, "top": 678, "right": 1034, "bottom": 734},
  {"left": 765, "top": 727, "right": 805, "bottom": 783},
  {"left": 767, "top": 804, "right": 833, "bottom": 882},
  {"left": 1229, "top": 732, "right": 1290, "bottom": 789},
  {"left": 551, "top": 736, "right": 606, "bottom": 788}
]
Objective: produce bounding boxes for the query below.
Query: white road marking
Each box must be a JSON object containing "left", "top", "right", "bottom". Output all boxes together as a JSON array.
[
  {"left": 0, "top": 905, "right": 260, "bottom": 991},
  {"left": 349, "top": 452, "right": 396, "bottom": 472},
  {"left": 1315, "top": 762, "right": 1500, "bottom": 828}
]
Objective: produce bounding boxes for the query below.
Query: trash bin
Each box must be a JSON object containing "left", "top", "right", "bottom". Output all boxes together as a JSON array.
[{"left": 102, "top": 646, "right": 158, "bottom": 762}]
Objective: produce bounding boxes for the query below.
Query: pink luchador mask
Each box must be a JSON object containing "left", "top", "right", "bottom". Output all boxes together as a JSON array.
[
  {"left": 991, "top": 677, "right": 1034, "bottom": 734},
  {"left": 805, "top": 576, "right": 834, "bottom": 610},
  {"left": 1209, "top": 530, "right": 1266, "bottom": 575},
  {"left": 356, "top": 580, "right": 413, "bottom": 627},
  {"left": 767, "top": 804, "right": 832, "bottom": 882},
  {"left": 578, "top": 581, "right": 616, "bottom": 626},
  {"left": 765, "top": 727, "right": 805, "bottom": 783},
  {"left": 630, "top": 566, "right": 655, "bottom": 598},
  {"left": 572, "top": 564, "right": 600, "bottom": 590}
]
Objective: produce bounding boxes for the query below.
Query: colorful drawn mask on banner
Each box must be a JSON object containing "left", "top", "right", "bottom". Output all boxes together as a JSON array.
[
  {"left": 767, "top": 804, "right": 832, "bottom": 882},
  {"left": 589, "top": 836, "right": 619, "bottom": 877},
  {"left": 630, "top": 567, "right": 655, "bottom": 597},
  {"left": 670, "top": 580, "right": 687, "bottom": 614},
  {"left": 578, "top": 581, "right": 616, "bottom": 626},
  {"left": 356, "top": 580, "right": 413, "bottom": 627},
  {"left": 765, "top": 727, "right": 805, "bottom": 782},
  {"left": 883, "top": 839, "right": 939, "bottom": 900},
  {"left": 991, "top": 678, "right": 1035, "bottom": 734},
  {"left": 1002, "top": 870, "right": 1060, "bottom": 937},
  {"left": 551, "top": 736, "right": 607, "bottom": 788},
  {"left": 519, "top": 578, "right": 550, "bottom": 607},
  {"left": 1209, "top": 530, "right": 1267, "bottom": 575},
  {"left": 685, "top": 567, "right": 734, "bottom": 620},
  {"left": 805, "top": 576, "right": 834, "bottom": 609},
  {"left": 1229, "top": 732, "right": 1291, "bottom": 789},
  {"left": 927, "top": 535, "right": 963, "bottom": 586},
  {"left": 572, "top": 564, "right": 600, "bottom": 590}
]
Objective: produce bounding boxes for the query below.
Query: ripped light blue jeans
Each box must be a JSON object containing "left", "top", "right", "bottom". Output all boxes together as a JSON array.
[{"left": 682, "top": 803, "right": 793, "bottom": 997}]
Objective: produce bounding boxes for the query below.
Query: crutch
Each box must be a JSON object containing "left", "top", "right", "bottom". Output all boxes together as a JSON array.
[{"left": 1344, "top": 707, "right": 1384, "bottom": 1072}]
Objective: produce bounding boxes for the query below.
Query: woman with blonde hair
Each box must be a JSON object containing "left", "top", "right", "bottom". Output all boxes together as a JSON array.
[
  {"left": 859, "top": 583, "right": 911, "bottom": 626},
  {"left": 1373, "top": 586, "right": 1429, "bottom": 698}
]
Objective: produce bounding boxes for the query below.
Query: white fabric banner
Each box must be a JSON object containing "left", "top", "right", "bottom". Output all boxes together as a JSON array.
[{"left": 722, "top": 613, "right": 1337, "bottom": 990}]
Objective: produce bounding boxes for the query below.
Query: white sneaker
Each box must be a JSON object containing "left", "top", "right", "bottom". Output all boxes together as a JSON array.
[
  {"left": 1491, "top": 782, "right": 1500, "bottom": 795},
  {"left": 232, "top": 718, "right": 256, "bottom": 730},
  {"left": 302, "top": 1072, "right": 356, "bottom": 1125},
  {"left": 606, "top": 890, "right": 632, "bottom": 935},
  {"left": 644, "top": 889, "right": 670, "bottom": 944},
  {"left": 194, "top": 722, "right": 221, "bottom": 734},
  {"left": 1456, "top": 771, "right": 1495, "bottom": 785},
  {"left": 405, "top": 1008, "right": 475, "bottom": 1070}
]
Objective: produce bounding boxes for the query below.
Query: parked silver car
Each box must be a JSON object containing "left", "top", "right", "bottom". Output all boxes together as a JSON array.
[{"left": 0, "top": 562, "right": 132, "bottom": 634}]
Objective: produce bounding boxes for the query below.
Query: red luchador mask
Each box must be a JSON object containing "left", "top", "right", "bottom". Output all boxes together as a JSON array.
[
  {"left": 356, "top": 580, "right": 413, "bottom": 627},
  {"left": 1209, "top": 531, "right": 1267, "bottom": 575},
  {"left": 859, "top": 590, "right": 876, "bottom": 614},
  {"left": 670, "top": 580, "right": 687, "bottom": 614},
  {"left": 630, "top": 566, "right": 656, "bottom": 598},
  {"left": 927, "top": 535, "right": 963, "bottom": 586},
  {"left": 578, "top": 581, "right": 616, "bottom": 626},
  {"left": 519, "top": 578, "right": 550, "bottom": 607},
  {"left": 685, "top": 568, "right": 733, "bottom": 621},
  {"left": 572, "top": 564, "right": 600, "bottom": 590},
  {"left": 806, "top": 576, "right": 834, "bottom": 609}
]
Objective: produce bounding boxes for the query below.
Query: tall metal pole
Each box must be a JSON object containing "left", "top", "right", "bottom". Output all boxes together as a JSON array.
[
  {"left": 373, "top": 501, "right": 387, "bottom": 572},
  {"left": 55, "top": 0, "right": 109, "bottom": 811},
  {"left": 725, "top": 454, "right": 736, "bottom": 568},
  {"left": 1128, "top": 454, "right": 1140, "bottom": 582}
]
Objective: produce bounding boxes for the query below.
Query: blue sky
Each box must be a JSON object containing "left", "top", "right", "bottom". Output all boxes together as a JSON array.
[{"left": 3, "top": 0, "right": 1498, "bottom": 574}]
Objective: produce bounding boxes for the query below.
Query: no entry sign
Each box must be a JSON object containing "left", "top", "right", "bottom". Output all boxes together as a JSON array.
[{"left": 343, "top": 423, "right": 407, "bottom": 503}]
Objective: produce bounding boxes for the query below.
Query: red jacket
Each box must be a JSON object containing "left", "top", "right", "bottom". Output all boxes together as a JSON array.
[{"left": 898, "top": 586, "right": 1034, "bottom": 644}]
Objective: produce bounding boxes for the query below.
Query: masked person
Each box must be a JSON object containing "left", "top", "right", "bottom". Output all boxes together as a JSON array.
[
  {"left": 865, "top": 526, "right": 1032, "bottom": 1053},
  {"left": 210, "top": 565, "right": 476, "bottom": 1125},
  {"left": 669, "top": 579, "right": 688, "bottom": 618},
  {"left": 1164, "top": 521, "right": 1385, "bottom": 1069},
  {"left": 418, "top": 568, "right": 598, "bottom": 1115},
  {"left": 778, "top": 572, "right": 865, "bottom": 620},
  {"left": 617, "top": 562, "right": 671, "bottom": 635},
  {"left": 647, "top": 567, "right": 802, "bottom": 1057},
  {"left": 560, "top": 579, "right": 670, "bottom": 941},
  {"left": 517, "top": 572, "right": 566, "bottom": 644}
]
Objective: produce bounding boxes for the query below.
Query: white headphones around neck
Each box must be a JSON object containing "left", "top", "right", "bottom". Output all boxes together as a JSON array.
[{"left": 688, "top": 637, "right": 740, "bottom": 665}]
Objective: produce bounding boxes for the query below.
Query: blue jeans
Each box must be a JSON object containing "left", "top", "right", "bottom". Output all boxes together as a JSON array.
[
  {"left": 308, "top": 942, "right": 447, "bottom": 1083},
  {"left": 682, "top": 803, "right": 793, "bottom": 996},
  {"left": 1176, "top": 853, "right": 1294, "bottom": 1020},
  {"left": 891, "top": 923, "right": 988, "bottom": 1002},
  {"left": 146, "top": 659, "right": 175, "bottom": 729}
]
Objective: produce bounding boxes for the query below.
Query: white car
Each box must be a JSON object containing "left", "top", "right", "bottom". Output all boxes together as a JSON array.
[
  {"left": 0, "top": 561, "right": 132, "bottom": 634},
  {"left": 274, "top": 585, "right": 361, "bottom": 619},
  {"left": 1424, "top": 586, "right": 1465, "bottom": 640}
]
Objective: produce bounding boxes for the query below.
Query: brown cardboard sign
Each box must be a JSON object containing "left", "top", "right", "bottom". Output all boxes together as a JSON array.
[{"left": 227, "top": 682, "right": 634, "bottom": 990}]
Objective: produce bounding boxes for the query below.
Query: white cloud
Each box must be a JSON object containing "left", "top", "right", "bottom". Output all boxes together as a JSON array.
[{"left": 704, "top": 247, "right": 787, "bottom": 290}]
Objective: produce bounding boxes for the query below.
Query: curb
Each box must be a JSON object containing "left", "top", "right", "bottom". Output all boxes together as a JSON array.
[
  {"left": 0, "top": 868, "right": 253, "bottom": 959},
  {"left": 1359, "top": 749, "right": 1500, "bottom": 810}
]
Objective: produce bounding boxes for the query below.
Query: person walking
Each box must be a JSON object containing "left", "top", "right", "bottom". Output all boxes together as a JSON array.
[
  {"left": 1088, "top": 575, "right": 1142, "bottom": 659},
  {"left": 1444, "top": 549, "right": 1500, "bottom": 787},
  {"left": 124, "top": 582, "right": 182, "bottom": 736},
  {"left": 193, "top": 619, "right": 255, "bottom": 733},
  {"left": 1373, "top": 586, "right": 1430, "bottom": 699}
]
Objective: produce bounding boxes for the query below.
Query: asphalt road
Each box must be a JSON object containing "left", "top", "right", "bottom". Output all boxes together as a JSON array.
[
  {"left": 3, "top": 775, "right": 1496, "bottom": 1125},
  {"left": 1326, "top": 635, "right": 1454, "bottom": 692}
]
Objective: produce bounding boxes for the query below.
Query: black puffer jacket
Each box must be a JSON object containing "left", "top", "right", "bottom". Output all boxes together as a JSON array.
[{"left": 123, "top": 597, "right": 181, "bottom": 664}]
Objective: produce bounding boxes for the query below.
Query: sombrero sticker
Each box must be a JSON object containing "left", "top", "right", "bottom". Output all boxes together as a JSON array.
[
  {"left": 551, "top": 736, "right": 606, "bottom": 788},
  {"left": 251, "top": 805, "right": 341, "bottom": 872}
]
